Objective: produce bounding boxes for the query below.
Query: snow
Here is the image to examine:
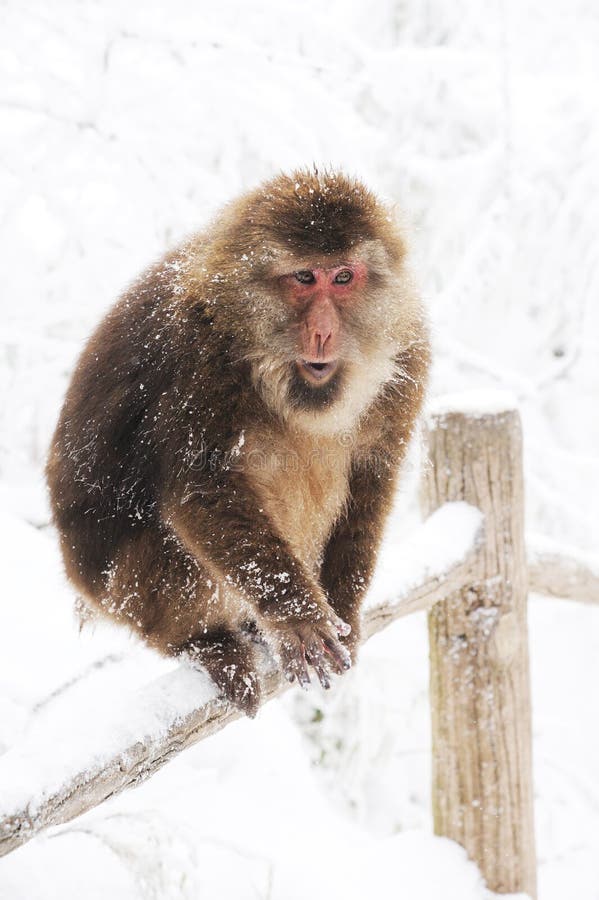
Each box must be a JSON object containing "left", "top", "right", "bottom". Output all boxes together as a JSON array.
[
  {"left": 1, "top": 0, "right": 599, "bottom": 897},
  {"left": 427, "top": 389, "right": 520, "bottom": 418},
  {"left": 0, "top": 699, "right": 528, "bottom": 900},
  {"left": 367, "top": 501, "right": 483, "bottom": 608},
  {"left": 0, "top": 660, "right": 217, "bottom": 817},
  {"left": 0, "top": 500, "right": 479, "bottom": 832}
]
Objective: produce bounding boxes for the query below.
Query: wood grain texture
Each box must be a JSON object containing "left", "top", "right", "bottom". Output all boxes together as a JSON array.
[{"left": 422, "top": 407, "right": 537, "bottom": 898}]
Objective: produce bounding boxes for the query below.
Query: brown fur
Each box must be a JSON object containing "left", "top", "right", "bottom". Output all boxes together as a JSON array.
[{"left": 46, "top": 168, "right": 430, "bottom": 716}]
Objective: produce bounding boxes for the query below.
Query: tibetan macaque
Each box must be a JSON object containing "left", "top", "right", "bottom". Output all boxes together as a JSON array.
[{"left": 46, "top": 169, "right": 430, "bottom": 717}]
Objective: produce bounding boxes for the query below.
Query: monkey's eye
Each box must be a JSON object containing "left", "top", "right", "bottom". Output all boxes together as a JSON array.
[
  {"left": 294, "top": 270, "right": 316, "bottom": 284},
  {"left": 334, "top": 269, "right": 353, "bottom": 284}
]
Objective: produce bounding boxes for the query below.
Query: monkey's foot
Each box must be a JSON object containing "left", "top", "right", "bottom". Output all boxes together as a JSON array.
[
  {"left": 184, "top": 630, "right": 262, "bottom": 718},
  {"left": 276, "top": 617, "right": 352, "bottom": 691},
  {"left": 240, "top": 619, "right": 269, "bottom": 647}
]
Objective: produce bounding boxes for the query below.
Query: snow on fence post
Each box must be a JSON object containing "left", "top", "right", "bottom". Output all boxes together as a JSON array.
[{"left": 421, "top": 396, "right": 537, "bottom": 898}]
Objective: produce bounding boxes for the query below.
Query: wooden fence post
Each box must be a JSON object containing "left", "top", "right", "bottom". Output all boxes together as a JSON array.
[{"left": 422, "top": 400, "right": 537, "bottom": 897}]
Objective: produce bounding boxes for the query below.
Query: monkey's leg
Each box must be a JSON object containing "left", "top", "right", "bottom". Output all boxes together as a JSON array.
[
  {"left": 179, "top": 627, "right": 261, "bottom": 718},
  {"left": 99, "top": 528, "right": 261, "bottom": 716}
]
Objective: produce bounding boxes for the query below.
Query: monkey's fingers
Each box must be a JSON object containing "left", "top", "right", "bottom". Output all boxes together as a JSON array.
[
  {"left": 312, "top": 619, "right": 352, "bottom": 672},
  {"left": 312, "top": 662, "right": 331, "bottom": 690},
  {"left": 295, "top": 657, "right": 312, "bottom": 690},
  {"left": 325, "top": 613, "right": 351, "bottom": 638},
  {"left": 323, "top": 636, "right": 352, "bottom": 674},
  {"left": 280, "top": 640, "right": 312, "bottom": 689},
  {"left": 303, "top": 638, "right": 332, "bottom": 689},
  {"left": 284, "top": 664, "right": 309, "bottom": 689}
]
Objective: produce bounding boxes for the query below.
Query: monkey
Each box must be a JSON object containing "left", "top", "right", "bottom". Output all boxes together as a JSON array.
[{"left": 46, "top": 168, "right": 430, "bottom": 717}]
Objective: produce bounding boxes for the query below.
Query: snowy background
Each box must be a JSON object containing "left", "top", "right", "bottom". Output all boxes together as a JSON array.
[{"left": 1, "top": 0, "right": 598, "bottom": 897}]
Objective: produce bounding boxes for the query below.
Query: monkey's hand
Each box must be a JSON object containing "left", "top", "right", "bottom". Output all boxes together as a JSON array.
[
  {"left": 274, "top": 607, "right": 352, "bottom": 691},
  {"left": 167, "top": 485, "right": 353, "bottom": 688}
]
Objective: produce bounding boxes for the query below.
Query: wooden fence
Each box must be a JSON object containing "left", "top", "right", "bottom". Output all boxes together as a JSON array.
[{"left": 1, "top": 395, "right": 598, "bottom": 898}]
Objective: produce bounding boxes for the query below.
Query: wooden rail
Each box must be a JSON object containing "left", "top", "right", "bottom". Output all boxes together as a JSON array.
[
  {"left": 1, "top": 396, "right": 597, "bottom": 897},
  {"left": 528, "top": 533, "right": 599, "bottom": 605},
  {"left": 0, "top": 502, "right": 484, "bottom": 860}
]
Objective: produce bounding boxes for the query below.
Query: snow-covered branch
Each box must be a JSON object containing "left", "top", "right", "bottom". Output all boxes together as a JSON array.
[{"left": 0, "top": 502, "right": 483, "bottom": 860}]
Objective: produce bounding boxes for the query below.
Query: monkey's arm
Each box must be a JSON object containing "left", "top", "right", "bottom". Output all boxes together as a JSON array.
[
  {"left": 163, "top": 473, "right": 351, "bottom": 686},
  {"left": 319, "top": 454, "right": 399, "bottom": 655},
  {"left": 321, "top": 345, "right": 429, "bottom": 652}
]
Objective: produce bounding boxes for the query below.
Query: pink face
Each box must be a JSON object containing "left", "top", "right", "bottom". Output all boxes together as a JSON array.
[{"left": 280, "top": 262, "right": 368, "bottom": 385}]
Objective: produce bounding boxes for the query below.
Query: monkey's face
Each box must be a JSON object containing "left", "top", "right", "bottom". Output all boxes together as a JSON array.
[
  {"left": 280, "top": 260, "right": 366, "bottom": 385},
  {"left": 242, "top": 242, "right": 420, "bottom": 434}
]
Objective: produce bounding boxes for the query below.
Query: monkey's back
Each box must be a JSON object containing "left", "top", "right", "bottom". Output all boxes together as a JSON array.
[{"left": 46, "top": 267, "right": 184, "bottom": 597}]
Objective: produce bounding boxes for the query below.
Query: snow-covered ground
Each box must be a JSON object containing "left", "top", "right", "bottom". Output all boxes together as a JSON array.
[{"left": 1, "top": 1, "right": 598, "bottom": 897}]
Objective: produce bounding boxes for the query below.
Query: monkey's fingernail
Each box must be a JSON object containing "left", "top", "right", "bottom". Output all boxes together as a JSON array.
[
  {"left": 314, "top": 664, "right": 330, "bottom": 689},
  {"left": 338, "top": 647, "right": 352, "bottom": 669},
  {"left": 297, "top": 667, "right": 311, "bottom": 689},
  {"left": 335, "top": 620, "right": 351, "bottom": 636}
]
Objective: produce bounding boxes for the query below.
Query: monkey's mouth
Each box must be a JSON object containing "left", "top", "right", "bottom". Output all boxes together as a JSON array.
[{"left": 298, "top": 359, "right": 339, "bottom": 385}]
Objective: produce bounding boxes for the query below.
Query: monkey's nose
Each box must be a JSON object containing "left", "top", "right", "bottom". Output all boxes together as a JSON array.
[
  {"left": 304, "top": 298, "right": 339, "bottom": 359},
  {"left": 312, "top": 331, "right": 332, "bottom": 358}
]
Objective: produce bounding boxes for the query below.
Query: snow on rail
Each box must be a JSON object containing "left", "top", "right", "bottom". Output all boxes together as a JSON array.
[
  {"left": 0, "top": 501, "right": 483, "bottom": 858},
  {"left": 427, "top": 390, "right": 519, "bottom": 419}
]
